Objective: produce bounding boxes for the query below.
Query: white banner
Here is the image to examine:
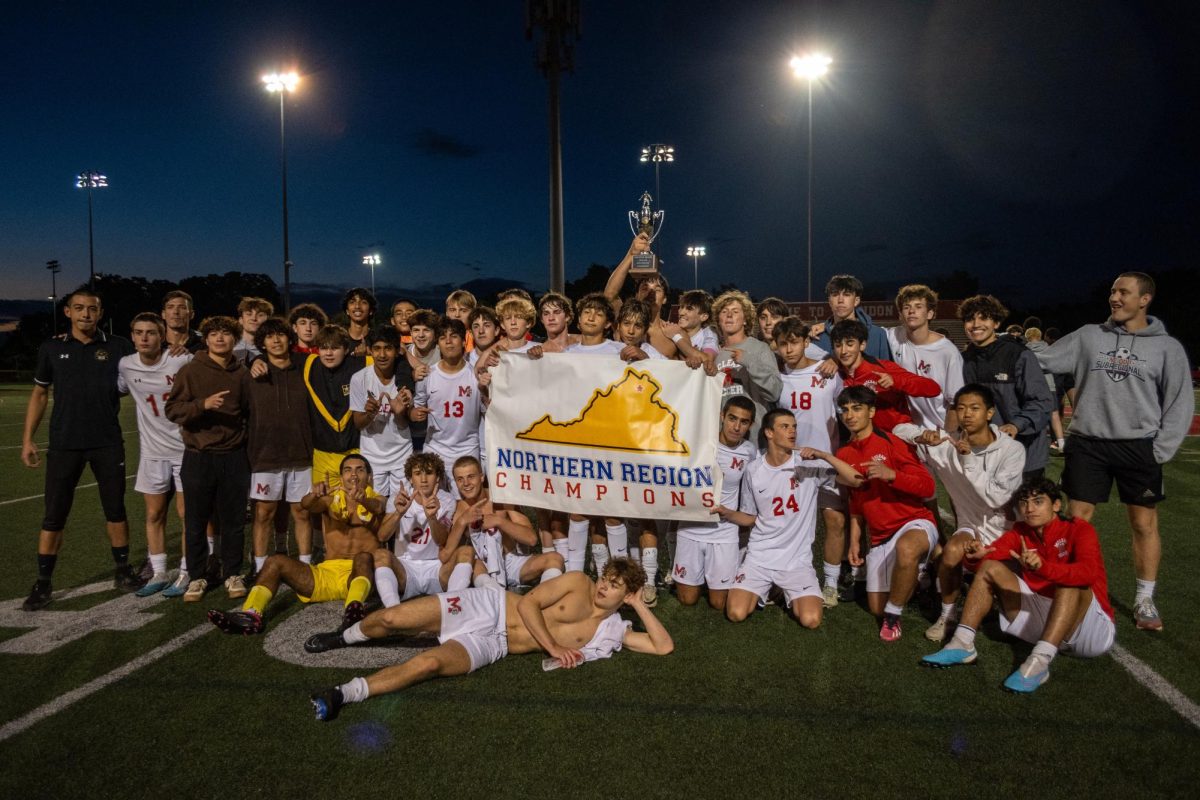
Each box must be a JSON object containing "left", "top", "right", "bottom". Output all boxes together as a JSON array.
[{"left": 486, "top": 353, "right": 724, "bottom": 521}]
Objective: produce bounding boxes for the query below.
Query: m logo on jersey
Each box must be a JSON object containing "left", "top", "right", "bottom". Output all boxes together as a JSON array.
[
  {"left": 810, "top": 375, "right": 828, "bottom": 388},
  {"left": 256, "top": 483, "right": 271, "bottom": 496},
  {"left": 789, "top": 476, "right": 801, "bottom": 490},
  {"left": 446, "top": 596, "right": 463, "bottom": 615},
  {"left": 458, "top": 386, "right": 473, "bottom": 397},
  {"left": 917, "top": 359, "right": 931, "bottom": 374},
  {"left": 1092, "top": 348, "right": 1145, "bottom": 383},
  {"left": 673, "top": 564, "right": 687, "bottom": 579},
  {"left": 730, "top": 457, "right": 745, "bottom": 470}
]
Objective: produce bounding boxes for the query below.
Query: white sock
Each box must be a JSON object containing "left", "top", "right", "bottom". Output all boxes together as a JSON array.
[
  {"left": 254, "top": 555, "right": 267, "bottom": 572},
  {"left": 342, "top": 622, "right": 369, "bottom": 645},
  {"left": 823, "top": 561, "right": 840, "bottom": 588},
  {"left": 630, "top": 545, "right": 642, "bottom": 564},
  {"left": 1135, "top": 578, "right": 1156, "bottom": 602},
  {"left": 641, "top": 547, "right": 658, "bottom": 585},
  {"left": 338, "top": 676, "right": 370, "bottom": 703},
  {"left": 207, "top": 537, "right": 215, "bottom": 555},
  {"left": 553, "top": 537, "right": 569, "bottom": 559},
  {"left": 851, "top": 564, "right": 863, "bottom": 581},
  {"left": 474, "top": 573, "right": 502, "bottom": 591},
  {"left": 883, "top": 601, "right": 903, "bottom": 617},
  {"left": 149, "top": 553, "right": 168, "bottom": 577},
  {"left": 949, "top": 624, "right": 977, "bottom": 651},
  {"left": 448, "top": 562, "right": 472, "bottom": 590},
  {"left": 299, "top": 554, "right": 312, "bottom": 564},
  {"left": 940, "top": 602, "right": 957, "bottom": 620},
  {"left": 375, "top": 566, "right": 401, "bottom": 607},
  {"left": 179, "top": 556, "right": 188, "bottom": 572},
  {"left": 566, "top": 519, "right": 588, "bottom": 571},
  {"left": 592, "top": 544, "right": 610, "bottom": 575},
  {"left": 1031, "top": 639, "right": 1059, "bottom": 663},
  {"left": 605, "top": 523, "right": 628, "bottom": 557},
  {"left": 541, "top": 567, "right": 563, "bottom": 582}
]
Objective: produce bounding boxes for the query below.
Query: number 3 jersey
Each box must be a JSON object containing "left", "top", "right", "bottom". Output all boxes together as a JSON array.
[
  {"left": 676, "top": 439, "right": 758, "bottom": 545},
  {"left": 742, "top": 454, "right": 833, "bottom": 569},
  {"left": 118, "top": 352, "right": 192, "bottom": 461},
  {"left": 779, "top": 363, "right": 843, "bottom": 451},
  {"left": 414, "top": 362, "right": 482, "bottom": 464}
]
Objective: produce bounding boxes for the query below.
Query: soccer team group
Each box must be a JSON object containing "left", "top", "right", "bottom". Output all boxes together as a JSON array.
[{"left": 20, "top": 233, "right": 1194, "bottom": 721}]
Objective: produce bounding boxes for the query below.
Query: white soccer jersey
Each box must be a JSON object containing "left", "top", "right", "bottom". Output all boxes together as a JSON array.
[
  {"left": 677, "top": 439, "right": 758, "bottom": 545},
  {"left": 396, "top": 489, "right": 457, "bottom": 562},
  {"left": 779, "top": 364, "right": 843, "bottom": 451},
  {"left": 885, "top": 328, "right": 964, "bottom": 430},
  {"left": 503, "top": 339, "right": 537, "bottom": 355},
  {"left": 742, "top": 454, "right": 831, "bottom": 569},
  {"left": 566, "top": 340, "right": 625, "bottom": 356},
  {"left": 118, "top": 352, "right": 192, "bottom": 460},
  {"left": 349, "top": 366, "right": 413, "bottom": 475},
  {"left": 469, "top": 520, "right": 507, "bottom": 583},
  {"left": 690, "top": 326, "right": 719, "bottom": 354},
  {"left": 413, "top": 362, "right": 482, "bottom": 462}
]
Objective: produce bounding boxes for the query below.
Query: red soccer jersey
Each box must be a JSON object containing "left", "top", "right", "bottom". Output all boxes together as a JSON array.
[
  {"left": 980, "top": 517, "right": 1113, "bottom": 620},
  {"left": 841, "top": 356, "right": 941, "bottom": 432},
  {"left": 838, "top": 429, "right": 936, "bottom": 544}
]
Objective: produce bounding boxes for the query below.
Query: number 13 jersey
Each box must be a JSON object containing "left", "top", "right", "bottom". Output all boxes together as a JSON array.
[{"left": 413, "top": 362, "right": 482, "bottom": 463}]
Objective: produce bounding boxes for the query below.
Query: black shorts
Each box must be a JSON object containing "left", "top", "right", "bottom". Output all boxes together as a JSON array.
[
  {"left": 1062, "top": 435, "right": 1164, "bottom": 507},
  {"left": 42, "top": 445, "right": 128, "bottom": 531}
]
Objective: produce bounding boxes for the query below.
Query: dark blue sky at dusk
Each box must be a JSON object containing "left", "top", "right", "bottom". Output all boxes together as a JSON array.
[{"left": 2, "top": 1, "right": 1197, "bottom": 305}]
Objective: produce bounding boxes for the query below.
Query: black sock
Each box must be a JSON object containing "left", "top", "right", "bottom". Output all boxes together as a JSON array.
[
  {"left": 37, "top": 554, "right": 57, "bottom": 583},
  {"left": 111, "top": 545, "right": 130, "bottom": 566}
]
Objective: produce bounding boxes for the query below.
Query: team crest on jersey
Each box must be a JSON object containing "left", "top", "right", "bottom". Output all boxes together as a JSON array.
[
  {"left": 94, "top": 350, "right": 109, "bottom": 362},
  {"left": 810, "top": 375, "right": 828, "bottom": 388},
  {"left": 1092, "top": 348, "right": 1145, "bottom": 383},
  {"left": 458, "top": 385, "right": 473, "bottom": 398},
  {"left": 673, "top": 564, "right": 687, "bottom": 579},
  {"left": 871, "top": 454, "right": 887, "bottom": 463},
  {"left": 790, "top": 476, "right": 801, "bottom": 490},
  {"left": 730, "top": 457, "right": 745, "bottom": 470},
  {"left": 446, "top": 596, "right": 462, "bottom": 615},
  {"left": 341, "top": 384, "right": 350, "bottom": 396},
  {"left": 734, "top": 572, "right": 745, "bottom": 584},
  {"left": 1053, "top": 537, "right": 1068, "bottom": 557},
  {"left": 917, "top": 359, "right": 931, "bottom": 374}
]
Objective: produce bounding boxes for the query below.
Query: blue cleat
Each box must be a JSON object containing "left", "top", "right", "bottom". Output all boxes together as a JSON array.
[
  {"left": 920, "top": 646, "right": 978, "bottom": 669},
  {"left": 162, "top": 572, "right": 190, "bottom": 598},
  {"left": 1003, "top": 656, "right": 1050, "bottom": 693},
  {"left": 310, "top": 687, "right": 344, "bottom": 722},
  {"left": 136, "top": 576, "right": 170, "bottom": 597}
]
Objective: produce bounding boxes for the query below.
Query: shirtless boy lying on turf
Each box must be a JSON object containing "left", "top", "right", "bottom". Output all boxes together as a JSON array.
[{"left": 306, "top": 557, "right": 673, "bottom": 721}]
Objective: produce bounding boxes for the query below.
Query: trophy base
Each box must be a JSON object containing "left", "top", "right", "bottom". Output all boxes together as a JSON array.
[{"left": 630, "top": 252, "right": 658, "bottom": 274}]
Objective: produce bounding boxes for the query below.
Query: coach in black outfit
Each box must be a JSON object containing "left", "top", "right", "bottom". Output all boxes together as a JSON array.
[{"left": 20, "top": 286, "right": 144, "bottom": 611}]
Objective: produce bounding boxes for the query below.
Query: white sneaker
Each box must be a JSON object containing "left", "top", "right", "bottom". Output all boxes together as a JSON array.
[
  {"left": 925, "top": 614, "right": 956, "bottom": 642},
  {"left": 641, "top": 585, "right": 658, "bottom": 608},
  {"left": 821, "top": 585, "right": 838, "bottom": 609},
  {"left": 183, "top": 578, "right": 208, "bottom": 602},
  {"left": 225, "top": 574, "right": 248, "bottom": 599}
]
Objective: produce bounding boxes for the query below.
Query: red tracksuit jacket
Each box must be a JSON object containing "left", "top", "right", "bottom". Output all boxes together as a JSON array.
[
  {"left": 838, "top": 429, "right": 936, "bottom": 544},
  {"left": 841, "top": 356, "right": 941, "bottom": 431}
]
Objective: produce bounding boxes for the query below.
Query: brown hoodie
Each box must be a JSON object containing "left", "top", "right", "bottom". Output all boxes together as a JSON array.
[
  {"left": 165, "top": 350, "right": 250, "bottom": 451},
  {"left": 247, "top": 352, "right": 313, "bottom": 470}
]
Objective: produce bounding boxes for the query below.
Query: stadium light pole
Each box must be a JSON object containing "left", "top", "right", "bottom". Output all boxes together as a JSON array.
[
  {"left": 790, "top": 53, "right": 831, "bottom": 303},
  {"left": 639, "top": 144, "right": 675, "bottom": 213},
  {"left": 686, "top": 245, "right": 706, "bottom": 290},
  {"left": 362, "top": 254, "right": 381, "bottom": 294},
  {"left": 263, "top": 70, "right": 300, "bottom": 312},
  {"left": 74, "top": 171, "right": 107, "bottom": 290},
  {"left": 46, "top": 259, "right": 61, "bottom": 333}
]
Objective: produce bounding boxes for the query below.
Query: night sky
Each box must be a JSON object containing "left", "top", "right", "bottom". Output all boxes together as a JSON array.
[{"left": 2, "top": 0, "right": 1197, "bottom": 305}]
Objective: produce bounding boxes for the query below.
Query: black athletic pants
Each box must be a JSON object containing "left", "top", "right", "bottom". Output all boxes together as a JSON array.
[{"left": 181, "top": 448, "right": 249, "bottom": 580}]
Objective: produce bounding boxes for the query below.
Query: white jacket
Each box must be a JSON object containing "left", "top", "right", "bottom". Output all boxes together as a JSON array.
[{"left": 892, "top": 423, "right": 1026, "bottom": 544}]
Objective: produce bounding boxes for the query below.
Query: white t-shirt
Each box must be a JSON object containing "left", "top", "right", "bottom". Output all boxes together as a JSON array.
[
  {"left": 566, "top": 340, "right": 625, "bottom": 356},
  {"left": 885, "top": 328, "right": 964, "bottom": 430},
  {"left": 118, "top": 352, "right": 192, "bottom": 461},
  {"left": 396, "top": 489, "right": 457, "bottom": 562},
  {"left": 677, "top": 439, "right": 758, "bottom": 544},
  {"left": 779, "top": 363, "right": 843, "bottom": 451},
  {"left": 413, "top": 362, "right": 482, "bottom": 463},
  {"left": 742, "top": 454, "right": 831, "bottom": 570},
  {"left": 349, "top": 366, "right": 413, "bottom": 475},
  {"left": 690, "top": 327, "right": 719, "bottom": 354}
]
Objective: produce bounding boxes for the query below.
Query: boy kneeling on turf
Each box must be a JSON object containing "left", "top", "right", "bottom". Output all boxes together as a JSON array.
[{"left": 921, "top": 478, "right": 1115, "bottom": 693}]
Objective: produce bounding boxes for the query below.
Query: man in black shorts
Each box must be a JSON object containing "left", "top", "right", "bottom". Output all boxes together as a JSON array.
[
  {"left": 1033, "top": 272, "right": 1194, "bottom": 631},
  {"left": 21, "top": 286, "right": 143, "bottom": 610}
]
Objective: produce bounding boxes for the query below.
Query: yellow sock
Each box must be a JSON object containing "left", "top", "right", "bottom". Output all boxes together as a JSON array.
[
  {"left": 243, "top": 585, "right": 273, "bottom": 615},
  {"left": 345, "top": 576, "right": 371, "bottom": 606}
]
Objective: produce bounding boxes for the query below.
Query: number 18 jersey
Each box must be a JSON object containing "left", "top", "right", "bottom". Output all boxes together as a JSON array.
[
  {"left": 118, "top": 352, "right": 192, "bottom": 460},
  {"left": 779, "top": 363, "right": 843, "bottom": 451}
]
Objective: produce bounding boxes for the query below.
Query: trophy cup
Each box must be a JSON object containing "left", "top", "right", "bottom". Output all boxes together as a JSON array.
[{"left": 627, "top": 191, "right": 665, "bottom": 274}]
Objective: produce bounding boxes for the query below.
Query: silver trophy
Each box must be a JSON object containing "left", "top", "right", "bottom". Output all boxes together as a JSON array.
[{"left": 627, "top": 191, "right": 665, "bottom": 273}]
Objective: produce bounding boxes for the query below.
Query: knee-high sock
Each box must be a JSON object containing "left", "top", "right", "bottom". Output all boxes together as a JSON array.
[
  {"left": 375, "top": 567, "right": 401, "bottom": 607},
  {"left": 605, "top": 523, "right": 629, "bottom": 557},
  {"left": 553, "top": 537, "right": 569, "bottom": 560},
  {"left": 242, "top": 585, "right": 273, "bottom": 615},
  {"left": 592, "top": 543, "right": 610, "bottom": 575},
  {"left": 567, "top": 519, "right": 589, "bottom": 572},
  {"left": 345, "top": 575, "right": 371, "bottom": 606},
  {"left": 541, "top": 566, "right": 563, "bottom": 582},
  {"left": 448, "top": 562, "right": 472, "bottom": 590},
  {"left": 641, "top": 547, "right": 659, "bottom": 584}
]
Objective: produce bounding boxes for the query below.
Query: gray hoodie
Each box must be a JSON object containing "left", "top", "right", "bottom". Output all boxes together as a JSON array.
[
  {"left": 1035, "top": 316, "right": 1194, "bottom": 463},
  {"left": 716, "top": 336, "right": 783, "bottom": 442}
]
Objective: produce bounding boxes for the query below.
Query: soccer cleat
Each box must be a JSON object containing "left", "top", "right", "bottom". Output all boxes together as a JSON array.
[
  {"left": 224, "top": 574, "right": 247, "bottom": 599},
  {"left": 207, "top": 609, "right": 264, "bottom": 635},
  {"left": 310, "top": 687, "right": 345, "bottom": 722},
  {"left": 136, "top": 558, "right": 154, "bottom": 582},
  {"left": 22, "top": 581, "right": 53, "bottom": 612},
  {"left": 305, "top": 631, "right": 348, "bottom": 654},
  {"left": 114, "top": 564, "right": 148, "bottom": 592},
  {"left": 921, "top": 645, "right": 978, "bottom": 669},
  {"left": 925, "top": 615, "right": 956, "bottom": 642},
  {"left": 183, "top": 578, "right": 208, "bottom": 602},
  {"left": 879, "top": 616, "right": 903, "bottom": 642},
  {"left": 1133, "top": 597, "right": 1163, "bottom": 631},
  {"left": 340, "top": 601, "right": 367, "bottom": 632},
  {"left": 1003, "top": 655, "right": 1050, "bottom": 693},
  {"left": 821, "top": 585, "right": 838, "bottom": 609},
  {"left": 162, "top": 571, "right": 190, "bottom": 598},
  {"left": 136, "top": 574, "right": 171, "bottom": 598},
  {"left": 641, "top": 585, "right": 658, "bottom": 608}
]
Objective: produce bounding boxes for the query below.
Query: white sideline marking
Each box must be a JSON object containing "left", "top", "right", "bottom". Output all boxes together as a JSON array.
[
  {"left": 936, "top": 507, "right": 1199, "bottom": 729},
  {"left": 0, "top": 619, "right": 212, "bottom": 743},
  {"left": 0, "top": 473, "right": 135, "bottom": 506}
]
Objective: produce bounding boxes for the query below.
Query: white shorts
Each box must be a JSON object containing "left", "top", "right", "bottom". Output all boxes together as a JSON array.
[
  {"left": 374, "top": 469, "right": 411, "bottom": 506},
  {"left": 865, "top": 518, "right": 939, "bottom": 594},
  {"left": 249, "top": 467, "right": 312, "bottom": 503},
  {"left": 816, "top": 473, "right": 846, "bottom": 511},
  {"left": 438, "top": 586, "right": 509, "bottom": 672},
  {"left": 503, "top": 553, "right": 533, "bottom": 588},
  {"left": 135, "top": 454, "right": 182, "bottom": 495},
  {"left": 733, "top": 559, "right": 822, "bottom": 604},
  {"left": 999, "top": 577, "right": 1116, "bottom": 658},
  {"left": 672, "top": 537, "right": 738, "bottom": 589},
  {"left": 399, "top": 557, "right": 445, "bottom": 601}
]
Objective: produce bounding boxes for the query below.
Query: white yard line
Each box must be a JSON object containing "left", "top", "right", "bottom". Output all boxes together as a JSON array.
[{"left": 0, "top": 474, "right": 135, "bottom": 506}]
